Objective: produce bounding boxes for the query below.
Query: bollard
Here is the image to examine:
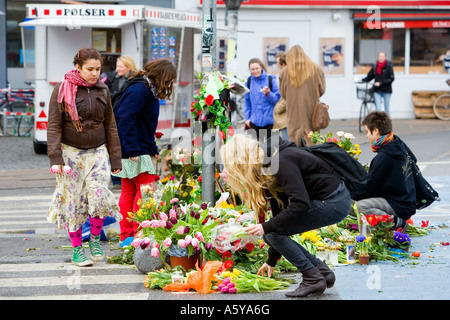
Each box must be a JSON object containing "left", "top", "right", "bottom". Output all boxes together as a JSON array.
[{"left": 1, "top": 107, "right": 7, "bottom": 136}]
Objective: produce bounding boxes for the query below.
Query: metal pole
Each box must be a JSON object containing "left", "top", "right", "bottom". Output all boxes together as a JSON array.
[
  {"left": 0, "top": 0, "right": 7, "bottom": 89},
  {"left": 224, "top": 0, "right": 243, "bottom": 77},
  {"left": 201, "top": 0, "right": 216, "bottom": 204}
]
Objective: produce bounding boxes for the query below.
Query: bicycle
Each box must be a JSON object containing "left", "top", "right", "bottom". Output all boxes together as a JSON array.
[
  {"left": 0, "top": 83, "right": 35, "bottom": 136},
  {"left": 355, "top": 81, "right": 376, "bottom": 133},
  {"left": 433, "top": 79, "right": 450, "bottom": 120}
]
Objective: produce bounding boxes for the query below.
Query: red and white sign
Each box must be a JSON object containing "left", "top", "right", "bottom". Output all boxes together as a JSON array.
[
  {"left": 200, "top": 0, "right": 450, "bottom": 8},
  {"left": 28, "top": 5, "right": 145, "bottom": 19}
]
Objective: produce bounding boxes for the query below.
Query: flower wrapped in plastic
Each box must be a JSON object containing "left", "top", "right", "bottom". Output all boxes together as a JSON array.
[{"left": 211, "top": 221, "right": 260, "bottom": 253}]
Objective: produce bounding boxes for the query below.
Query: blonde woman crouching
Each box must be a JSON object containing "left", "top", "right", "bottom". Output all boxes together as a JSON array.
[{"left": 220, "top": 134, "right": 351, "bottom": 298}]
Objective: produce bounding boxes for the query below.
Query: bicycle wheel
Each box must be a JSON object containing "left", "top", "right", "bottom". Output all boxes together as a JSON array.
[
  {"left": 359, "top": 101, "right": 367, "bottom": 133},
  {"left": 433, "top": 94, "right": 450, "bottom": 120},
  {"left": 17, "top": 115, "right": 34, "bottom": 137}
]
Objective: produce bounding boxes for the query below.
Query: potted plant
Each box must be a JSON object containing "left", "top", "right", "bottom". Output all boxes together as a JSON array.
[
  {"left": 388, "top": 231, "right": 411, "bottom": 252},
  {"left": 356, "top": 235, "right": 370, "bottom": 265}
]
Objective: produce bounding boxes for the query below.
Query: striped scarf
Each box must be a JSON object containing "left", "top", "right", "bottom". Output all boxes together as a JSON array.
[
  {"left": 57, "top": 69, "right": 96, "bottom": 132},
  {"left": 371, "top": 132, "right": 394, "bottom": 152}
]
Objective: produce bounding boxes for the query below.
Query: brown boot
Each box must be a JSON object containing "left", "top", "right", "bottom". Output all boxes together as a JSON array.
[
  {"left": 285, "top": 266, "right": 327, "bottom": 298},
  {"left": 316, "top": 260, "right": 335, "bottom": 288}
]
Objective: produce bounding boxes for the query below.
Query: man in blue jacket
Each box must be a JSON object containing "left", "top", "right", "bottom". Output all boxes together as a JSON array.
[{"left": 244, "top": 58, "right": 280, "bottom": 140}]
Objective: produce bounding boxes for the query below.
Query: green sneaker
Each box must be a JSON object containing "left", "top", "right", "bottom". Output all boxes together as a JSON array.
[
  {"left": 72, "top": 246, "right": 93, "bottom": 267},
  {"left": 89, "top": 234, "right": 104, "bottom": 261}
]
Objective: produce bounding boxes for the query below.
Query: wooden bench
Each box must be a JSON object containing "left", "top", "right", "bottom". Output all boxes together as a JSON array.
[{"left": 412, "top": 91, "right": 449, "bottom": 119}]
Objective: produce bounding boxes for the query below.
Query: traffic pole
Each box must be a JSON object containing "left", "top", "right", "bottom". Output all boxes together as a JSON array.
[
  {"left": 224, "top": 0, "right": 243, "bottom": 77},
  {"left": 201, "top": 0, "right": 217, "bottom": 204}
]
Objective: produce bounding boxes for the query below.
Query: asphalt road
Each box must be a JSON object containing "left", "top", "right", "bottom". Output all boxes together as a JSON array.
[{"left": 0, "top": 118, "right": 449, "bottom": 303}]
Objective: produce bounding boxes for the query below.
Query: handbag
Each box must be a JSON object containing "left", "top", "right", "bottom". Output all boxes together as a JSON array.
[{"left": 311, "top": 73, "right": 330, "bottom": 131}]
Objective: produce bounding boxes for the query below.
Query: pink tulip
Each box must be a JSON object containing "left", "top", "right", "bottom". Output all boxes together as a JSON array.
[
  {"left": 185, "top": 235, "right": 192, "bottom": 245},
  {"left": 195, "top": 232, "right": 204, "bottom": 242},
  {"left": 141, "top": 220, "right": 151, "bottom": 228},
  {"left": 150, "top": 220, "right": 160, "bottom": 228},
  {"left": 151, "top": 247, "right": 160, "bottom": 257},
  {"left": 63, "top": 166, "right": 72, "bottom": 174},
  {"left": 178, "top": 239, "right": 187, "bottom": 248},
  {"left": 191, "top": 238, "right": 199, "bottom": 247},
  {"left": 169, "top": 209, "right": 177, "bottom": 219},
  {"left": 163, "top": 238, "right": 172, "bottom": 248},
  {"left": 131, "top": 238, "right": 141, "bottom": 248},
  {"left": 170, "top": 198, "right": 179, "bottom": 204},
  {"left": 50, "top": 165, "right": 59, "bottom": 174},
  {"left": 152, "top": 242, "right": 160, "bottom": 248},
  {"left": 158, "top": 220, "right": 167, "bottom": 228},
  {"left": 159, "top": 212, "right": 168, "bottom": 221},
  {"left": 177, "top": 226, "right": 185, "bottom": 235}
]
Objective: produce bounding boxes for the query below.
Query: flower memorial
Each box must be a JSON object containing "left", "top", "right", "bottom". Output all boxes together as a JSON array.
[{"left": 106, "top": 126, "right": 433, "bottom": 295}]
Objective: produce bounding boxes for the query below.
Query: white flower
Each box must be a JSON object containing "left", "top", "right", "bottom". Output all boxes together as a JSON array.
[
  {"left": 344, "top": 133, "right": 355, "bottom": 139},
  {"left": 336, "top": 131, "right": 345, "bottom": 137}
]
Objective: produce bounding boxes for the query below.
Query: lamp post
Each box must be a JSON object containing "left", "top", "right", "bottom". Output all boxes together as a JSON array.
[
  {"left": 224, "top": 0, "right": 243, "bottom": 77},
  {"left": 201, "top": 0, "right": 217, "bottom": 204}
]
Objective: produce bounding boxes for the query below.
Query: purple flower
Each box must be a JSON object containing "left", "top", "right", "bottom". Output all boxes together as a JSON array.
[
  {"left": 201, "top": 203, "right": 208, "bottom": 210},
  {"left": 356, "top": 235, "right": 366, "bottom": 243}
]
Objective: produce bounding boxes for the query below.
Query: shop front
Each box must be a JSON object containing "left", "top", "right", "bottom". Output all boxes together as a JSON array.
[{"left": 191, "top": 0, "right": 450, "bottom": 119}]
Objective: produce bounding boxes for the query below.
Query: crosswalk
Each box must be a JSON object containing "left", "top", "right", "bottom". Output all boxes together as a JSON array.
[{"left": 0, "top": 192, "right": 150, "bottom": 300}]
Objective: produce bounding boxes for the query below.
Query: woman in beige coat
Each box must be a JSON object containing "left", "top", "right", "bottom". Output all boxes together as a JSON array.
[{"left": 279, "top": 45, "right": 326, "bottom": 146}]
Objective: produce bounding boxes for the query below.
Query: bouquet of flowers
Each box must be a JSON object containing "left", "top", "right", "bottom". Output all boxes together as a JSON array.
[
  {"left": 308, "top": 130, "right": 362, "bottom": 160},
  {"left": 130, "top": 181, "right": 219, "bottom": 260},
  {"left": 190, "top": 71, "right": 247, "bottom": 139}
]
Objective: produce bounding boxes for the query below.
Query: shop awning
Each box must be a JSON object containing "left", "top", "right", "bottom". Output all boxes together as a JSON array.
[
  {"left": 353, "top": 11, "right": 450, "bottom": 29},
  {"left": 19, "top": 18, "right": 138, "bottom": 28}
]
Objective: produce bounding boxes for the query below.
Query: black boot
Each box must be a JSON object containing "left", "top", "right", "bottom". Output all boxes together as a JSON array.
[
  {"left": 285, "top": 266, "right": 327, "bottom": 298},
  {"left": 316, "top": 260, "right": 335, "bottom": 288}
]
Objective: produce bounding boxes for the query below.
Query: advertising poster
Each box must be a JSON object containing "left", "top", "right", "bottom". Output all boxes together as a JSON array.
[
  {"left": 263, "top": 37, "right": 288, "bottom": 75},
  {"left": 320, "top": 38, "right": 345, "bottom": 76}
]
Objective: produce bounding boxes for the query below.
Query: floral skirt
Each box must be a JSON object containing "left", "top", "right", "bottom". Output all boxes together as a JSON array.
[{"left": 47, "top": 143, "right": 122, "bottom": 232}]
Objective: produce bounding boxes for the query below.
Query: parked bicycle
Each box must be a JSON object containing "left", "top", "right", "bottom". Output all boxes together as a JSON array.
[
  {"left": 0, "top": 82, "right": 35, "bottom": 137},
  {"left": 355, "top": 81, "right": 375, "bottom": 132},
  {"left": 433, "top": 79, "right": 450, "bottom": 121}
]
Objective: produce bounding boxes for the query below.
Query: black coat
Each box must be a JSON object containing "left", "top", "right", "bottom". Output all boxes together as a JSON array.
[
  {"left": 361, "top": 135, "right": 416, "bottom": 219},
  {"left": 362, "top": 60, "right": 395, "bottom": 93}
]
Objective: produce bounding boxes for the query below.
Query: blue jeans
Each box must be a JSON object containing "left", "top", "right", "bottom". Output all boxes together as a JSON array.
[
  {"left": 263, "top": 182, "right": 351, "bottom": 272},
  {"left": 374, "top": 92, "right": 391, "bottom": 115}
]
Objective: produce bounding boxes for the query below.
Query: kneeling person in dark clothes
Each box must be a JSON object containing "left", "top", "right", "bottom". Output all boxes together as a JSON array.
[
  {"left": 352, "top": 111, "right": 416, "bottom": 231},
  {"left": 220, "top": 134, "right": 351, "bottom": 298}
]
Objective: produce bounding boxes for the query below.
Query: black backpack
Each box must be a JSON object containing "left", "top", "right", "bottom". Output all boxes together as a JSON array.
[
  {"left": 111, "top": 77, "right": 147, "bottom": 112},
  {"left": 407, "top": 154, "right": 440, "bottom": 210},
  {"left": 247, "top": 75, "right": 273, "bottom": 91},
  {"left": 300, "top": 139, "right": 368, "bottom": 199}
]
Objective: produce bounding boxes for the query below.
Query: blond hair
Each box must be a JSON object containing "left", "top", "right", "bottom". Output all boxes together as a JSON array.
[
  {"left": 286, "top": 45, "right": 317, "bottom": 87},
  {"left": 117, "top": 55, "right": 139, "bottom": 74},
  {"left": 220, "top": 134, "right": 284, "bottom": 219}
]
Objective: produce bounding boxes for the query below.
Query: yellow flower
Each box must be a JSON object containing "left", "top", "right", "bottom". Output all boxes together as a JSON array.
[
  {"left": 232, "top": 268, "right": 241, "bottom": 276},
  {"left": 137, "top": 198, "right": 142, "bottom": 206}
]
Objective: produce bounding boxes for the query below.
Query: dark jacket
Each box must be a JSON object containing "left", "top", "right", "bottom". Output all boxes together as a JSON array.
[
  {"left": 361, "top": 135, "right": 416, "bottom": 219},
  {"left": 362, "top": 60, "right": 395, "bottom": 93},
  {"left": 104, "top": 71, "right": 130, "bottom": 97},
  {"left": 114, "top": 81, "right": 159, "bottom": 158},
  {"left": 262, "top": 138, "right": 341, "bottom": 235},
  {"left": 47, "top": 81, "right": 122, "bottom": 170}
]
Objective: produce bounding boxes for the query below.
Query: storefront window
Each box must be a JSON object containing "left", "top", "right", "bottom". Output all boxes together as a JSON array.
[
  {"left": 410, "top": 28, "right": 450, "bottom": 74},
  {"left": 6, "top": 0, "right": 26, "bottom": 68},
  {"left": 354, "top": 22, "right": 405, "bottom": 74},
  {"left": 143, "top": 25, "right": 182, "bottom": 68}
]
